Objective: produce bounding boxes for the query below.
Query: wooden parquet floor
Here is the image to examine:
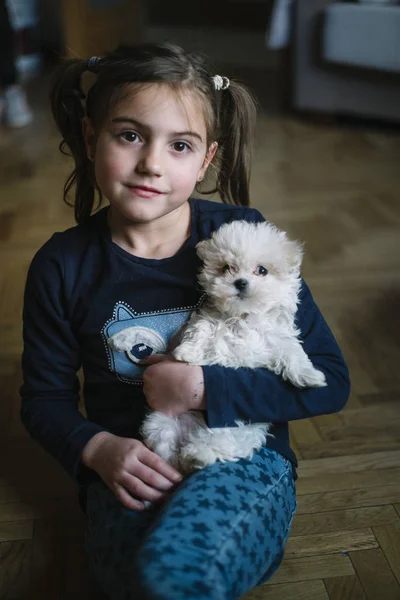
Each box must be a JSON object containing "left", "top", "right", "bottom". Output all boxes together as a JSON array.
[{"left": 1, "top": 80, "right": 400, "bottom": 599}]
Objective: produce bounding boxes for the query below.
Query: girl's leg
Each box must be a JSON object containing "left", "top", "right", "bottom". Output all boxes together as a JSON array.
[
  {"left": 85, "top": 480, "right": 162, "bottom": 598},
  {"left": 86, "top": 447, "right": 297, "bottom": 600}
]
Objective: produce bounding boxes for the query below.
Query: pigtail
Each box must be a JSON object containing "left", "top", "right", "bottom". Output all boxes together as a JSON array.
[
  {"left": 216, "top": 81, "right": 257, "bottom": 207},
  {"left": 50, "top": 59, "right": 99, "bottom": 223}
]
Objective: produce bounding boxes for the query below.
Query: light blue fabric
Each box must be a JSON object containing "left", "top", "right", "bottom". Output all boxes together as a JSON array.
[
  {"left": 323, "top": 4, "right": 400, "bottom": 73},
  {"left": 85, "top": 448, "right": 297, "bottom": 599}
]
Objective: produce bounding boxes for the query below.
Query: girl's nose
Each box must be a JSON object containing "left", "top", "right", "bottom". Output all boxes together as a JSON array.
[{"left": 136, "top": 145, "right": 163, "bottom": 177}]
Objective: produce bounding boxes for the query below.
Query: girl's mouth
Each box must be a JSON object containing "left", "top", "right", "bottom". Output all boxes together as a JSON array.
[{"left": 127, "top": 185, "right": 165, "bottom": 198}]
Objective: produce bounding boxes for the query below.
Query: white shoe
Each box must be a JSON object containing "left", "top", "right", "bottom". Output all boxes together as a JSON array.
[{"left": 3, "top": 85, "right": 33, "bottom": 128}]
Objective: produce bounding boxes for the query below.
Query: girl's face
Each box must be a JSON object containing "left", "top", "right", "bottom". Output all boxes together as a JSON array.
[{"left": 84, "top": 84, "right": 217, "bottom": 226}]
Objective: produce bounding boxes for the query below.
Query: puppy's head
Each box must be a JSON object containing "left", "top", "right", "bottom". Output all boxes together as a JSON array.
[{"left": 196, "top": 220, "right": 303, "bottom": 317}]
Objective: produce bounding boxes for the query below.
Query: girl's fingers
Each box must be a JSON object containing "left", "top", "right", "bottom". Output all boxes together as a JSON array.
[
  {"left": 114, "top": 483, "right": 146, "bottom": 511},
  {"left": 134, "top": 460, "right": 178, "bottom": 492},
  {"left": 139, "top": 447, "right": 183, "bottom": 483},
  {"left": 142, "top": 353, "right": 173, "bottom": 366},
  {"left": 121, "top": 472, "right": 168, "bottom": 503}
]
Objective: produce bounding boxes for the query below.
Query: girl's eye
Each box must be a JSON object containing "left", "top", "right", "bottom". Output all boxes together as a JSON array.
[
  {"left": 172, "top": 141, "right": 191, "bottom": 153},
  {"left": 120, "top": 131, "right": 140, "bottom": 143},
  {"left": 223, "top": 264, "right": 231, "bottom": 274},
  {"left": 255, "top": 265, "right": 268, "bottom": 276}
]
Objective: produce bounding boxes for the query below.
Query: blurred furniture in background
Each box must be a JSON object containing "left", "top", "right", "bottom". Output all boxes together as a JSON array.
[
  {"left": 61, "top": 0, "right": 144, "bottom": 58},
  {"left": 292, "top": 0, "right": 400, "bottom": 122},
  {"left": 6, "top": 0, "right": 41, "bottom": 80}
]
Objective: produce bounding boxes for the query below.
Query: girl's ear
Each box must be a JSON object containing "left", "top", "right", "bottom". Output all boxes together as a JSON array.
[
  {"left": 198, "top": 141, "right": 218, "bottom": 180},
  {"left": 82, "top": 116, "right": 96, "bottom": 162}
]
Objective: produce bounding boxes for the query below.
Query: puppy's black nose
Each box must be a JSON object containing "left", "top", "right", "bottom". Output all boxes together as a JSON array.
[{"left": 234, "top": 278, "right": 248, "bottom": 291}]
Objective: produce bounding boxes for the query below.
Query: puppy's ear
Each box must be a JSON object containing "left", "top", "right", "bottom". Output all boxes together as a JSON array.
[
  {"left": 195, "top": 239, "right": 208, "bottom": 261},
  {"left": 284, "top": 239, "right": 304, "bottom": 273}
]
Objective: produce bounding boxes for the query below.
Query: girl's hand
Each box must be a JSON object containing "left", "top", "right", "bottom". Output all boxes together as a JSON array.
[
  {"left": 81, "top": 432, "right": 183, "bottom": 511},
  {"left": 142, "top": 354, "right": 206, "bottom": 416}
]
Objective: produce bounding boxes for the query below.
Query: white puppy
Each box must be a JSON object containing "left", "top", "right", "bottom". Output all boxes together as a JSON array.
[{"left": 141, "top": 220, "right": 326, "bottom": 474}]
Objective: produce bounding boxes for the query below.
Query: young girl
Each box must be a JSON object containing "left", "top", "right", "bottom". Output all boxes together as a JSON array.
[{"left": 20, "top": 43, "right": 350, "bottom": 600}]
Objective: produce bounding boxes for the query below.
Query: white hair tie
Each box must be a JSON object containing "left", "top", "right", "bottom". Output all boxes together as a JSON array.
[{"left": 213, "top": 75, "right": 230, "bottom": 91}]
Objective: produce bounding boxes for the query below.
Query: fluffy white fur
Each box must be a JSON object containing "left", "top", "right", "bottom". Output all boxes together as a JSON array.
[{"left": 141, "top": 220, "right": 327, "bottom": 474}]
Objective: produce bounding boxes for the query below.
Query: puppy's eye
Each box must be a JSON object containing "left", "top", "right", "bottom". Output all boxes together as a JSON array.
[
  {"left": 255, "top": 265, "right": 268, "bottom": 276},
  {"left": 222, "top": 264, "right": 231, "bottom": 274}
]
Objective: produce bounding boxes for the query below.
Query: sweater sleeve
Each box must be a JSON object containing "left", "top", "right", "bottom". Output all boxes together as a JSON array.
[
  {"left": 20, "top": 241, "right": 106, "bottom": 483},
  {"left": 204, "top": 279, "right": 350, "bottom": 427}
]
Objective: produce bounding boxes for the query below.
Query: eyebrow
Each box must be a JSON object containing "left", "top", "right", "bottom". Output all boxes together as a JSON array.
[{"left": 111, "top": 116, "right": 204, "bottom": 143}]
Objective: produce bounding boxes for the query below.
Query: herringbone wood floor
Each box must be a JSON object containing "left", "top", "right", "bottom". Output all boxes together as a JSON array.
[{"left": 1, "top": 80, "right": 400, "bottom": 599}]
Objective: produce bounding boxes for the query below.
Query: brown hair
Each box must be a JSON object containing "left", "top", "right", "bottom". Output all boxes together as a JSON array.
[{"left": 50, "top": 43, "right": 257, "bottom": 223}]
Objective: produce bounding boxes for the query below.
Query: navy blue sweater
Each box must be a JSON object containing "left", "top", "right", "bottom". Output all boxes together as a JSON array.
[{"left": 20, "top": 198, "right": 350, "bottom": 485}]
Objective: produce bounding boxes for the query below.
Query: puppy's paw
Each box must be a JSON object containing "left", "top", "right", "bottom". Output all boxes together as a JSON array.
[
  {"left": 172, "top": 345, "right": 190, "bottom": 363},
  {"left": 173, "top": 344, "right": 204, "bottom": 366},
  {"left": 140, "top": 412, "right": 181, "bottom": 468},
  {"left": 180, "top": 443, "right": 219, "bottom": 473},
  {"left": 299, "top": 367, "right": 327, "bottom": 388}
]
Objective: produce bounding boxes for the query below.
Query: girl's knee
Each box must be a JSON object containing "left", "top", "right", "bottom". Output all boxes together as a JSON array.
[{"left": 135, "top": 541, "right": 222, "bottom": 600}]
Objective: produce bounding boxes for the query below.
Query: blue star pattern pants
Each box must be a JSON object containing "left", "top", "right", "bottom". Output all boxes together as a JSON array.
[{"left": 85, "top": 447, "right": 297, "bottom": 600}]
